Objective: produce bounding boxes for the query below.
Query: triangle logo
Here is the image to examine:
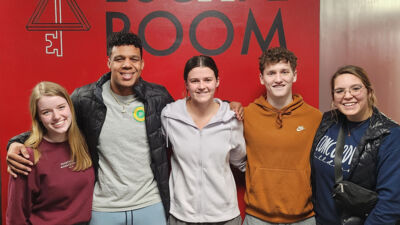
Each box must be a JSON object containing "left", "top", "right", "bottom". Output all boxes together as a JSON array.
[{"left": 26, "top": 0, "right": 90, "bottom": 31}]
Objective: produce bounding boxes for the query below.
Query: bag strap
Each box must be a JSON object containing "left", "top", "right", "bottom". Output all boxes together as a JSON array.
[{"left": 334, "top": 124, "right": 346, "bottom": 183}]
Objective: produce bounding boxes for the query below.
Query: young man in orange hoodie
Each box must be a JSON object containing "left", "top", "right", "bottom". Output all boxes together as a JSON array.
[{"left": 243, "top": 47, "right": 322, "bottom": 225}]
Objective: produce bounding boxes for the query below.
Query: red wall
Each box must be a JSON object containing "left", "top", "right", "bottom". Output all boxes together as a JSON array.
[{"left": 0, "top": 0, "right": 319, "bottom": 223}]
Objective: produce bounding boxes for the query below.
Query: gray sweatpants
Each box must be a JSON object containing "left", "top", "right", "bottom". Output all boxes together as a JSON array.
[{"left": 169, "top": 214, "right": 242, "bottom": 225}]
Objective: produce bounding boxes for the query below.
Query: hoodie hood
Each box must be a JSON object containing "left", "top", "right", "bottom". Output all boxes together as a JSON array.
[
  {"left": 162, "top": 98, "right": 235, "bottom": 127},
  {"left": 161, "top": 98, "right": 236, "bottom": 148},
  {"left": 253, "top": 94, "right": 304, "bottom": 128}
]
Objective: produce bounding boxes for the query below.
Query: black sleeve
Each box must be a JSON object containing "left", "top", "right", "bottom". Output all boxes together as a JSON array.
[
  {"left": 70, "top": 88, "right": 83, "bottom": 130},
  {"left": 7, "top": 132, "right": 31, "bottom": 151},
  {"left": 164, "top": 86, "right": 174, "bottom": 104}
]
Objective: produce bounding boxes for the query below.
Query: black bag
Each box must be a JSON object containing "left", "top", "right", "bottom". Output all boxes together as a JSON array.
[
  {"left": 333, "top": 180, "right": 378, "bottom": 217},
  {"left": 332, "top": 125, "right": 378, "bottom": 225}
]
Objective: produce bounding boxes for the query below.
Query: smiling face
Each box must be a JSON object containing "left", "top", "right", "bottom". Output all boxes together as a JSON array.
[
  {"left": 260, "top": 60, "right": 297, "bottom": 104},
  {"left": 108, "top": 45, "right": 144, "bottom": 96},
  {"left": 333, "top": 73, "right": 372, "bottom": 121},
  {"left": 186, "top": 66, "right": 219, "bottom": 104},
  {"left": 37, "top": 95, "right": 72, "bottom": 142}
]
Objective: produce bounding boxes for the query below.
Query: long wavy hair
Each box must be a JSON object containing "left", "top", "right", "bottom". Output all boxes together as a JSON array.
[{"left": 24, "top": 81, "right": 92, "bottom": 171}]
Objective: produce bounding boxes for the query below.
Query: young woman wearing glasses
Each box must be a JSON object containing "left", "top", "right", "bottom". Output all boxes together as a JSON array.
[{"left": 311, "top": 65, "right": 400, "bottom": 225}]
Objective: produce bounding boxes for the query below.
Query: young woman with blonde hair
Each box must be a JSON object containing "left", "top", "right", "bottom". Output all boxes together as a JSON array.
[{"left": 7, "top": 81, "right": 94, "bottom": 225}]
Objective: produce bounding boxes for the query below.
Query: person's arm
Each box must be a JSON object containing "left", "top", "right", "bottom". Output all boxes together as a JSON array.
[
  {"left": 70, "top": 87, "right": 84, "bottom": 130},
  {"left": 229, "top": 101, "right": 244, "bottom": 121},
  {"left": 166, "top": 91, "right": 174, "bottom": 105},
  {"left": 6, "top": 149, "right": 36, "bottom": 225},
  {"left": 160, "top": 108, "right": 171, "bottom": 148},
  {"left": 229, "top": 119, "right": 247, "bottom": 172},
  {"left": 7, "top": 132, "right": 33, "bottom": 178},
  {"left": 7, "top": 132, "right": 30, "bottom": 150},
  {"left": 364, "top": 128, "right": 400, "bottom": 224}
]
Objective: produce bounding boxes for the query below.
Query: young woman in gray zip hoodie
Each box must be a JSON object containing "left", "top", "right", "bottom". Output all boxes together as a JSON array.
[{"left": 161, "top": 55, "right": 247, "bottom": 225}]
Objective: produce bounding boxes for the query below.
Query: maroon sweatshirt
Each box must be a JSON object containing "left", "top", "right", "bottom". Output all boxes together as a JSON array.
[{"left": 7, "top": 139, "right": 94, "bottom": 225}]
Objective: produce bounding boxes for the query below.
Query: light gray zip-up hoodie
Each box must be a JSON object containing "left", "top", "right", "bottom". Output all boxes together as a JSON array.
[{"left": 161, "top": 98, "right": 246, "bottom": 223}]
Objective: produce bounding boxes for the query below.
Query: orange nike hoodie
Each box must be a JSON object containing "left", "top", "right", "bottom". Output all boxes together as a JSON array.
[{"left": 243, "top": 94, "right": 322, "bottom": 223}]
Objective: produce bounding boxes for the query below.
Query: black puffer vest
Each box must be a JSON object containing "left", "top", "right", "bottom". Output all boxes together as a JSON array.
[{"left": 71, "top": 72, "right": 174, "bottom": 215}]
